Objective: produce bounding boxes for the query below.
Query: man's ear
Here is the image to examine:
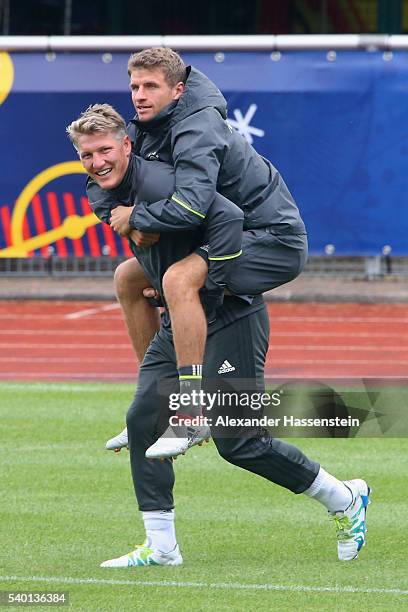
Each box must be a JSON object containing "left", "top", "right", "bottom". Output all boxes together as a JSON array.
[
  {"left": 173, "top": 81, "right": 185, "bottom": 100},
  {"left": 124, "top": 134, "right": 132, "bottom": 156}
]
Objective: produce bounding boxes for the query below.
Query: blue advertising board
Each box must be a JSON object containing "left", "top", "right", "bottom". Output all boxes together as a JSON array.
[{"left": 0, "top": 50, "right": 407, "bottom": 256}]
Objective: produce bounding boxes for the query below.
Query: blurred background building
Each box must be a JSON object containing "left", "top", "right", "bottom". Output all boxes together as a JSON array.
[{"left": 1, "top": 0, "right": 407, "bottom": 36}]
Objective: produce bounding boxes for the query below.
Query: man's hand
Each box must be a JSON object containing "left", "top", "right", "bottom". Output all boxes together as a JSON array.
[
  {"left": 143, "top": 287, "right": 164, "bottom": 307},
  {"left": 129, "top": 229, "right": 160, "bottom": 248},
  {"left": 110, "top": 205, "right": 134, "bottom": 236}
]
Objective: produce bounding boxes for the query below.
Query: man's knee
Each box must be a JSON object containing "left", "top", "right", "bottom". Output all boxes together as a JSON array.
[
  {"left": 163, "top": 255, "right": 207, "bottom": 303},
  {"left": 114, "top": 258, "right": 149, "bottom": 302},
  {"left": 162, "top": 265, "right": 184, "bottom": 300}
]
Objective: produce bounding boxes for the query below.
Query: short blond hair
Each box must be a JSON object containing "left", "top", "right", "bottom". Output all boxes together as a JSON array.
[
  {"left": 127, "top": 47, "right": 186, "bottom": 86},
  {"left": 66, "top": 103, "right": 127, "bottom": 149}
]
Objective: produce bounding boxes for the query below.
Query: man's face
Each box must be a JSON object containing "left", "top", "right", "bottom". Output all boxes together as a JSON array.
[
  {"left": 77, "top": 132, "right": 131, "bottom": 189},
  {"left": 130, "top": 67, "right": 184, "bottom": 122}
]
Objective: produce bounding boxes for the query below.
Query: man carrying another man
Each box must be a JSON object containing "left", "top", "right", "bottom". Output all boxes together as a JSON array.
[
  {"left": 67, "top": 49, "right": 370, "bottom": 567},
  {"left": 92, "top": 47, "right": 308, "bottom": 458}
]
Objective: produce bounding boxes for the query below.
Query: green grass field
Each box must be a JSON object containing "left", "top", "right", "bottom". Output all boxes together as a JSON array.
[{"left": 1, "top": 381, "right": 407, "bottom": 611}]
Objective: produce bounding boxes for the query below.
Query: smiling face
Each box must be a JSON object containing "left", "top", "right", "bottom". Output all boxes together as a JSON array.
[
  {"left": 77, "top": 132, "right": 131, "bottom": 189},
  {"left": 130, "top": 67, "right": 184, "bottom": 122}
]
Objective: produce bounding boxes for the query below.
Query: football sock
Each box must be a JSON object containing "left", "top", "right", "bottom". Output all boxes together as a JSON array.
[
  {"left": 303, "top": 467, "right": 353, "bottom": 512},
  {"left": 142, "top": 510, "right": 177, "bottom": 553},
  {"left": 177, "top": 365, "right": 202, "bottom": 418}
]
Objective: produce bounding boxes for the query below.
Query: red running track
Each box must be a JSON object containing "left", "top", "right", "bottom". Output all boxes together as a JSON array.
[{"left": 0, "top": 300, "right": 407, "bottom": 382}]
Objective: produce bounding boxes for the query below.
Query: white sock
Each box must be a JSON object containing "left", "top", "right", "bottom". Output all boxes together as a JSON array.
[
  {"left": 142, "top": 510, "right": 177, "bottom": 553},
  {"left": 303, "top": 467, "right": 353, "bottom": 512}
]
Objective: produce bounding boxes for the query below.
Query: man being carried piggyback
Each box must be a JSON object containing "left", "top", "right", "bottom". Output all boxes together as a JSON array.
[{"left": 66, "top": 47, "right": 371, "bottom": 570}]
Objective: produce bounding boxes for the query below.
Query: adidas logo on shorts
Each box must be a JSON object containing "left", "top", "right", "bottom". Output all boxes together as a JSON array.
[{"left": 218, "top": 360, "right": 236, "bottom": 374}]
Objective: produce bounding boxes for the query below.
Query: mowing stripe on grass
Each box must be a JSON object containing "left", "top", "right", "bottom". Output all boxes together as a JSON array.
[{"left": 0, "top": 576, "right": 407, "bottom": 596}]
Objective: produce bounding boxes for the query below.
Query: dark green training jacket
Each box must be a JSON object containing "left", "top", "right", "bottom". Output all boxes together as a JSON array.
[
  {"left": 87, "top": 156, "right": 264, "bottom": 329},
  {"left": 90, "top": 67, "right": 306, "bottom": 280},
  {"left": 87, "top": 154, "right": 244, "bottom": 296},
  {"left": 125, "top": 66, "right": 306, "bottom": 241}
]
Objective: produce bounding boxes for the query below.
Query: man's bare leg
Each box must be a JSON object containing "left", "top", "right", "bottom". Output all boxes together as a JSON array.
[
  {"left": 162, "top": 253, "right": 208, "bottom": 368},
  {"left": 114, "top": 258, "right": 160, "bottom": 362},
  {"left": 145, "top": 254, "right": 210, "bottom": 459},
  {"left": 106, "top": 258, "right": 160, "bottom": 451}
]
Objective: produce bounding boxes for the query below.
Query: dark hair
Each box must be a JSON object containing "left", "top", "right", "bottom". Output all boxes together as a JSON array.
[{"left": 127, "top": 47, "right": 186, "bottom": 86}]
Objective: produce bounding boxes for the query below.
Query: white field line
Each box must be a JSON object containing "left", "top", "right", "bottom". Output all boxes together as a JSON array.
[
  {"left": 0, "top": 314, "right": 69, "bottom": 320},
  {"left": 270, "top": 331, "right": 408, "bottom": 338},
  {"left": 2, "top": 343, "right": 407, "bottom": 352},
  {"left": 0, "top": 329, "right": 126, "bottom": 336},
  {"left": 1, "top": 313, "right": 408, "bottom": 323},
  {"left": 0, "top": 314, "right": 121, "bottom": 320},
  {"left": 0, "top": 575, "right": 406, "bottom": 596},
  {"left": 1, "top": 330, "right": 408, "bottom": 342},
  {"left": 0, "top": 356, "right": 404, "bottom": 365},
  {"left": 268, "top": 346, "right": 408, "bottom": 352},
  {"left": 0, "top": 343, "right": 132, "bottom": 349},
  {"left": 267, "top": 359, "right": 408, "bottom": 365},
  {"left": 1, "top": 330, "right": 408, "bottom": 340},
  {"left": 0, "top": 342, "right": 408, "bottom": 353},
  {"left": 272, "top": 316, "right": 408, "bottom": 323},
  {"left": 64, "top": 303, "right": 120, "bottom": 319}
]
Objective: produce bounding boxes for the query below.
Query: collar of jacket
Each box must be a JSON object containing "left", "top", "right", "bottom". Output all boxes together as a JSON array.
[
  {"left": 107, "top": 153, "right": 139, "bottom": 202},
  {"left": 128, "top": 65, "right": 227, "bottom": 134}
]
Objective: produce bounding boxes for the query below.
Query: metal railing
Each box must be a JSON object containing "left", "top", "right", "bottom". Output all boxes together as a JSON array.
[
  {"left": 1, "top": 34, "right": 408, "bottom": 52},
  {"left": 0, "top": 256, "right": 125, "bottom": 277},
  {"left": 1, "top": 256, "right": 407, "bottom": 278}
]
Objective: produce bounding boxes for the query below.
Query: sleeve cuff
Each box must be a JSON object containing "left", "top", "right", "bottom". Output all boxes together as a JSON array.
[{"left": 129, "top": 206, "right": 139, "bottom": 230}]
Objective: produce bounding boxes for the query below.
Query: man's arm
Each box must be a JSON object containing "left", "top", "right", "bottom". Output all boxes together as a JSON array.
[
  {"left": 129, "top": 108, "right": 230, "bottom": 233},
  {"left": 86, "top": 177, "right": 159, "bottom": 247},
  {"left": 86, "top": 176, "right": 118, "bottom": 225},
  {"left": 201, "top": 193, "right": 244, "bottom": 300}
]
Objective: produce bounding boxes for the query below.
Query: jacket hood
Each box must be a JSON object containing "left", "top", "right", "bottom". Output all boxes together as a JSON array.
[
  {"left": 128, "top": 66, "right": 227, "bottom": 135},
  {"left": 169, "top": 66, "right": 227, "bottom": 125}
]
